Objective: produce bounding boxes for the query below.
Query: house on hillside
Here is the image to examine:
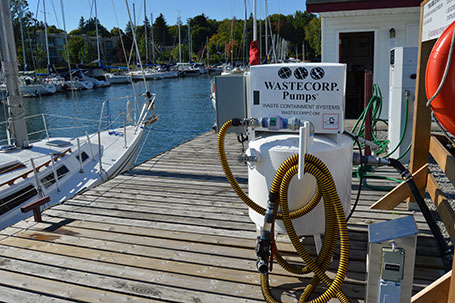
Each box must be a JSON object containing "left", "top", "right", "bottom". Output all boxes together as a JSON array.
[{"left": 306, "top": 0, "right": 421, "bottom": 119}]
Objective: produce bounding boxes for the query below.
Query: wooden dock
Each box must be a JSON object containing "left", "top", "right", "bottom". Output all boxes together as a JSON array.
[{"left": 0, "top": 132, "right": 446, "bottom": 302}]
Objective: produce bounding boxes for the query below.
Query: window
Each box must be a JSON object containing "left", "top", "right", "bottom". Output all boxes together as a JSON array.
[
  {"left": 0, "top": 185, "right": 38, "bottom": 215},
  {"left": 75, "top": 152, "right": 89, "bottom": 163},
  {"left": 40, "top": 165, "right": 69, "bottom": 188}
]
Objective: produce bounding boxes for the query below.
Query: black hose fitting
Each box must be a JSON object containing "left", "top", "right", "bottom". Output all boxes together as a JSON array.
[
  {"left": 232, "top": 118, "right": 242, "bottom": 127},
  {"left": 268, "top": 192, "right": 278, "bottom": 204},
  {"left": 256, "top": 236, "right": 270, "bottom": 274}
]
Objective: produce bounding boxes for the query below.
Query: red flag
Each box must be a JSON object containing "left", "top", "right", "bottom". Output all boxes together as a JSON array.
[{"left": 249, "top": 40, "right": 260, "bottom": 66}]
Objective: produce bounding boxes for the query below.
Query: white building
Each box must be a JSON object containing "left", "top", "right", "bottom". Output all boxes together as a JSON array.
[{"left": 307, "top": 0, "right": 420, "bottom": 119}]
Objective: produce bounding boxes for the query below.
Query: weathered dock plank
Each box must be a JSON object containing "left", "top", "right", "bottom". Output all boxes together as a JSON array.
[{"left": 0, "top": 131, "right": 448, "bottom": 302}]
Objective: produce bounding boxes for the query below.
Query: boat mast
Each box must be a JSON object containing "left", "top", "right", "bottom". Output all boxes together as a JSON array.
[
  {"left": 243, "top": 0, "right": 247, "bottom": 64},
  {"left": 43, "top": 0, "right": 51, "bottom": 67},
  {"left": 187, "top": 23, "right": 190, "bottom": 62},
  {"left": 144, "top": 0, "right": 148, "bottom": 63},
  {"left": 151, "top": 13, "right": 155, "bottom": 64},
  {"left": 94, "top": 0, "right": 101, "bottom": 66},
  {"left": 18, "top": 1, "right": 27, "bottom": 71},
  {"left": 253, "top": 0, "right": 257, "bottom": 41},
  {"left": 265, "top": 0, "right": 268, "bottom": 61},
  {"left": 178, "top": 12, "right": 181, "bottom": 63},
  {"left": 0, "top": 0, "right": 29, "bottom": 148}
]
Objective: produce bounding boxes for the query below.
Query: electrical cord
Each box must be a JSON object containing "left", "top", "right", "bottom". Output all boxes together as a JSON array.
[
  {"left": 343, "top": 131, "right": 363, "bottom": 222},
  {"left": 387, "top": 158, "right": 453, "bottom": 271}
]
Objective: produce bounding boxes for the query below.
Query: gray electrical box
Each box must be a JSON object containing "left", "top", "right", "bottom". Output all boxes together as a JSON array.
[
  {"left": 366, "top": 216, "right": 418, "bottom": 303},
  {"left": 215, "top": 74, "right": 247, "bottom": 134}
]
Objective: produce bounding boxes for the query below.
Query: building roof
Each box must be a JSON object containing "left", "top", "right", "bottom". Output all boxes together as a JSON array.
[{"left": 306, "top": 0, "right": 421, "bottom": 13}]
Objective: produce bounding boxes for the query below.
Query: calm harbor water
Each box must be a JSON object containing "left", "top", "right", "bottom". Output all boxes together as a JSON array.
[{"left": 0, "top": 75, "right": 216, "bottom": 165}]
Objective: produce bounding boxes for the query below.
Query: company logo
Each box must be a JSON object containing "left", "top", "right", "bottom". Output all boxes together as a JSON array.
[
  {"left": 277, "top": 66, "right": 326, "bottom": 80},
  {"left": 278, "top": 67, "right": 292, "bottom": 79},
  {"left": 294, "top": 67, "right": 308, "bottom": 80},
  {"left": 310, "top": 67, "right": 325, "bottom": 80}
]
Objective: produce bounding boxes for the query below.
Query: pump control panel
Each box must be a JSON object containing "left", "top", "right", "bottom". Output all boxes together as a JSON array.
[
  {"left": 381, "top": 247, "right": 405, "bottom": 282},
  {"left": 247, "top": 63, "right": 346, "bottom": 134}
]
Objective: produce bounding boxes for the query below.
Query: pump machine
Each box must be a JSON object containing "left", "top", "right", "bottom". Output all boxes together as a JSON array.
[{"left": 217, "top": 63, "right": 352, "bottom": 302}]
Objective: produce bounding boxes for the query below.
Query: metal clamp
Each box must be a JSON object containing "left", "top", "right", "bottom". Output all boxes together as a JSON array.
[{"left": 238, "top": 153, "right": 258, "bottom": 164}]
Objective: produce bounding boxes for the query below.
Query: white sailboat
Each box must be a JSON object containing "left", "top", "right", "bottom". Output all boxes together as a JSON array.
[
  {"left": 19, "top": 76, "right": 57, "bottom": 96},
  {"left": 0, "top": 0, "right": 157, "bottom": 230}
]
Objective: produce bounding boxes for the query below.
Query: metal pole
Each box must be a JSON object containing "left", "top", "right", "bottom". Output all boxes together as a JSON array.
[
  {"left": 18, "top": 2, "right": 27, "bottom": 71},
  {"left": 31, "top": 158, "right": 44, "bottom": 197},
  {"left": 144, "top": 0, "right": 148, "bottom": 63},
  {"left": 77, "top": 138, "right": 83, "bottom": 173},
  {"left": 43, "top": 0, "right": 51, "bottom": 67},
  {"left": 50, "top": 154, "right": 60, "bottom": 191},
  {"left": 94, "top": 0, "right": 101, "bottom": 65},
  {"left": 264, "top": 0, "right": 268, "bottom": 60},
  {"left": 0, "top": 0, "right": 29, "bottom": 148},
  {"left": 178, "top": 13, "right": 181, "bottom": 63},
  {"left": 124, "top": 113, "right": 127, "bottom": 148},
  {"left": 151, "top": 13, "right": 155, "bottom": 64},
  {"left": 253, "top": 0, "right": 257, "bottom": 41},
  {"left": 98, "top": 131, "right": 103, "bottom": 172},
  {"left": 42, "top": 114, "right": 49, "bottom": 140},
  {"left": 85, "top": 131, "right": 95, "bottom": 161},
  {"left": 244, "top": 0, "right": 248, "bottom": 64}
]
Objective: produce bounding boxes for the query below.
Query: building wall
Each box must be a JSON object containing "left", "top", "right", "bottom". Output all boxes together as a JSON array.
[
  {"left": 320, "top": 7, "right": 420, "bottom": 119},
  {"left": 33, "top": 31, "right": 118, "bottom": 67}
]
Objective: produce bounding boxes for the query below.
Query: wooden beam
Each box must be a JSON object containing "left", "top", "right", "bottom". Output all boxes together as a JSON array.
[
  {"left": 370, "top": 164, "right": 428, "bottom": 210},
  {"left": 411, "top": 270, "right": 451, "bottom": 303},
  {"left": 426, "top": 173, "right": 455, "bottom": 243},
  {"left": 449, "top": 258, "right": 455, "bottom": 302},
  {"left": 408, "top": 0, "right": 435, "bottom": 207},
  {"left": 21, "top": 196, "right": 50, "bottom": 223},
  {"left": 429, "top": 135, "right": 455, "bottom": 186}
]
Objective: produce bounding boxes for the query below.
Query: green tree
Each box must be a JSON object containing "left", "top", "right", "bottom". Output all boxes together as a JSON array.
[
  {"left": 67, "top": 36, "right": 96, "bottom": 64},
  {"left": 153, "top": 14, "right": 170, "bottom": 46},
  {"left": 304, "top": 17, "right": 321, "bottom": 59}
]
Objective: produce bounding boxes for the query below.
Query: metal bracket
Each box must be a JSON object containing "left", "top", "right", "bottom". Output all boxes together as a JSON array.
[{"left": 238, "top": 153, "right": 258, "bottom": 164}]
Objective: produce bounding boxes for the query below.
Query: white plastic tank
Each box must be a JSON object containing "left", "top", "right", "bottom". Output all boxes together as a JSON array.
[{"left": 247, "top": 133, "right": 353, "bottom": 236}]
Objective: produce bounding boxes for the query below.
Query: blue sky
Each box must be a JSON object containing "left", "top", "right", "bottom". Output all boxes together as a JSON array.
[{"left": 25, "top": 0, "right": 307, "bottom": 31}]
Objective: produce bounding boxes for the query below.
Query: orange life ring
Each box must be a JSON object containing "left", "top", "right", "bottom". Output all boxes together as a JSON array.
[{"left": 426, "top": 20, "right": 455, "bottom": 136}]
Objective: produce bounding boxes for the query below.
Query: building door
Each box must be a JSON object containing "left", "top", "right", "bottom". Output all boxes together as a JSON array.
[{"left": 339, "top": 32, "right": 374, "bottom": 119}]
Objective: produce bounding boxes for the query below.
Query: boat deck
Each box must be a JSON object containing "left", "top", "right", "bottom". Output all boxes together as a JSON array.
[{"left": 0, "top": 132, "right": 446, "bottom": 302}]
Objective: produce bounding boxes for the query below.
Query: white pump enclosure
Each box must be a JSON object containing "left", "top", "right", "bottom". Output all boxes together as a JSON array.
[{"left": 243, "top": 63, "right": 353, "bottom": 236}]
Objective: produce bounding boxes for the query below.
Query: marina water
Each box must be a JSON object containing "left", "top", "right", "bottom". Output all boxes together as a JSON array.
[{"left": 0, "top": 75, "right": 216, "bottom": 165}]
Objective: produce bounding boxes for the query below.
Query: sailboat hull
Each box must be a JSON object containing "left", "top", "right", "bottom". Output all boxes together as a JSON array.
[
  {"left": 20, "top": 84, "right": 57, "bottom": 97},
  {"left": 0, "top": 124, "right": 147, "bottom": 230}
]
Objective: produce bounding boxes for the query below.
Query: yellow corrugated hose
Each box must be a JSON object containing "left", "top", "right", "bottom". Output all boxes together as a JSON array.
[{"left": 217, "top": 120, "right": 350, "bottom": 303}]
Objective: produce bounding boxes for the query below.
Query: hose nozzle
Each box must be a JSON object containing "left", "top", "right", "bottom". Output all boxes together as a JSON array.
[
  {"left": 256, "top": 236, "right": 271, "bottom": 274},
  {"left": 257, "top": 259, "right": 269, "bottom": 275}
]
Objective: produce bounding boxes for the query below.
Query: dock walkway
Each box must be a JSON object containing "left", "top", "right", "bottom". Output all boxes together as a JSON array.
[{"left": 0, "top": 132, "right": 446, "bottom": 302}]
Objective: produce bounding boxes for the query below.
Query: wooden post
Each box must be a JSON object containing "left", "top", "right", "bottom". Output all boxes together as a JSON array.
[
  {"left": 407, "top": 0, "right": 435, "bottom": 207},
  {"left": 364, "top": 70, "right": 373, "bottom": 156},
  {"left": 21, "top": 196, "right": 50, "bottom": 223}
]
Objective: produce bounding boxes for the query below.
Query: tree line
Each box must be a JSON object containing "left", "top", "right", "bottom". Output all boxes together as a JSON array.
[{"left": 9, "top": 0, "right": 321, "bottom": 69}]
